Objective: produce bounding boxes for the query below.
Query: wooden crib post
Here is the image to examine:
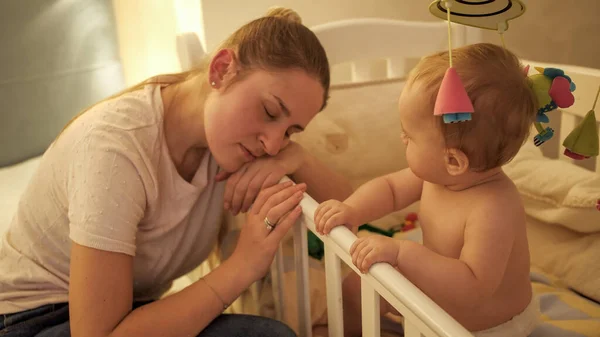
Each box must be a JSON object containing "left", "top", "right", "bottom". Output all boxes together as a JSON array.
[
  {"left": 271, "top": 245, "right": 286, "bottom": 321},
  {"left": 404, "top": 319, "right": 422, "bottom": 337},
  {"left": 361, "top": 280, "right": 381, "bottom": 337},
  {"left": 293, "top": 221, "right": 313, "bottom": 337},
  {"left": 324, "top": 245, "right": 344, "bottom": 337}
]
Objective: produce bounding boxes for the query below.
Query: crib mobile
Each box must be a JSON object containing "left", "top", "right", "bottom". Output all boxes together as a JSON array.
[{"left": 429, "top": 0, "right": 599, "bottom": 160}]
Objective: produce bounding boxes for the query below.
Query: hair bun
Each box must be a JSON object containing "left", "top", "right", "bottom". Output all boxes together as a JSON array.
[{"left": 265, "top": 6, "right": 302, "bottom": 24}]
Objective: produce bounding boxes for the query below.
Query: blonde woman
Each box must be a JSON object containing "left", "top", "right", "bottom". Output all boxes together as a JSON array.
[{"left": 0, "top": 8, "right": 351, "bottom": 337}]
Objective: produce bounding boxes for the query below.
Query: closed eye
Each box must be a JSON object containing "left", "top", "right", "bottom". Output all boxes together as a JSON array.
[
  {"left": 264, "top": 106, "right": 276, "bottom": 119},
  {"left": 285, "top": 127, "right": 301, "bottom": 138}
]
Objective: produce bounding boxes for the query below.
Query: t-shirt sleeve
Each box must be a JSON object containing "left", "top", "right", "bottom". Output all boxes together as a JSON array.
[{"left": 67, "top": 127, "right": 147, "bottom": 256}]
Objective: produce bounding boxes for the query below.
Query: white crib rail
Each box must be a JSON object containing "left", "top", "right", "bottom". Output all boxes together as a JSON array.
[{"left": 273, "top": 178, "right": 473, "bottom": 337}]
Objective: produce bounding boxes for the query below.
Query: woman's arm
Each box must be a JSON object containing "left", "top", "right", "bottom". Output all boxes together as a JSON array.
[
  {"left": 218, "top": 141, "right": 353, "bottom": 215},
  {"left": 70, "top": 182, "right": 305, "bottom": 337},
  {"left": 69, "top": 243, "right": 254, "bottom": 337}
]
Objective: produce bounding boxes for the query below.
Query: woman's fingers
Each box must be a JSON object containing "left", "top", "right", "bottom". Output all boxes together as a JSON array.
[
  {"left": 230, "top": 167, "right": 259, "bottom": 215},
  {"left": 260, "top": 172, "right": 281, "bottom": 192},
  {"left": 252, "top": 181, "right": 295, "bottom": 214},
  {"left": 223, "top": 164, "right": 248, "bottom": 211},
  {"left": 240, "top": 172, "right": 267, "bottom": 214},
  {"left": 267, "top": 205, "right": 303, "bottom": 243},
  {"left": 253, "top": 182, "right": 290, "bottom": 214},
  {"left": 259, "top": 183, "right": 306, "bottom": 215},
  {"left": 264, "top": 190, "right": 304, "bottom": 225}
]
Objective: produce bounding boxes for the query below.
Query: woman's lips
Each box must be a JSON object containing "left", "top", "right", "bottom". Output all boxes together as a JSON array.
[{"left": 240, "top": 144, "right": 256, "bottom": 162}]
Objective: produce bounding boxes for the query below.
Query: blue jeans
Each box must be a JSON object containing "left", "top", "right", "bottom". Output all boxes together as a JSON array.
[{"left": 0, "top": 302, "right": 296, "bottom": 337}]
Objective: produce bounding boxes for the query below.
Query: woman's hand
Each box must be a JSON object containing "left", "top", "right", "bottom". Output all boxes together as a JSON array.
[
  {"left": 216, "top": 142, "right": 305, "bottom": 215},
  {"left": 229, "top": 181, "right": 306, "bottom": 281}
]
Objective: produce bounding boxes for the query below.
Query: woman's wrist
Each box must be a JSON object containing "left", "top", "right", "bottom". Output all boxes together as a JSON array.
[
  {"left": 199, "top": 255, "right": 258, "bottom": 309},
  {"left": 225, "top": 250, "right": 264, "bottom": 284}
]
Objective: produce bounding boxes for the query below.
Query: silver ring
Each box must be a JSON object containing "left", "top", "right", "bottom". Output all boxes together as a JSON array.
[{"left": 264, "top": 217, "right": 275, "bottom": 231}]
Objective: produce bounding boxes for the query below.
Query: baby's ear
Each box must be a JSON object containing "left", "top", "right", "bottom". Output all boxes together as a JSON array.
[{"left": 444, "top": 148, "right": 469, "bottom": 176}]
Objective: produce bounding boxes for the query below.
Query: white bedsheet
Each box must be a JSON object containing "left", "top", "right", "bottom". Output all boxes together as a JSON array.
[{"left": 0, "top": 156, "right": 41, "bottom": 234}]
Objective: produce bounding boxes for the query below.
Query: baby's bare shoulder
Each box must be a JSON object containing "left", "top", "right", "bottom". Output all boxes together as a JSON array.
[
  {"left": 468, "top": 177, "right": 525, "bottom": 227},
  {"left": 474, "top": 174, "right": 521, "bottom": 203}
]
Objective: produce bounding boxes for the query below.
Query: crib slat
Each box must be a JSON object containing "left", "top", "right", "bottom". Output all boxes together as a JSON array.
[
  {"left": 293, "top": 222, "right": 312, "bottom": 337},
  {"left": 351, "top": 60, "right": 374, "bottom": 82},
  {"left": 404, "top": 319, "right": 422, "bottom": 337},
  {"left": 361, "top": 279, "right": 381, "bottom": 337},
  {"left": 324, "top": 246, "right": 344, "bottom": 337},
  {"left": 271, "top": 244, "right": 286, "bottom": 321},
  {"left": 386, "top": 58, "right": 405, "bottom": 79}
]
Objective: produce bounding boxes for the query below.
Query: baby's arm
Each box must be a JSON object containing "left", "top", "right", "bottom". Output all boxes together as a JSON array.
[
  {"left": 314, "top": 168, "right": 423, "bottom": 234},
  {"left": 394, "top": 198, "right": 520, "bottom": 315}
]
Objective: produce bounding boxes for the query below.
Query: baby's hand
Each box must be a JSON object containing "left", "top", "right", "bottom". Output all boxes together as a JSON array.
[
  {"left": 314, "top": 200, "right": 359, "bottom": 235},
  {"left": 350, "top": 236, "right": 399, "bottom": 273}
]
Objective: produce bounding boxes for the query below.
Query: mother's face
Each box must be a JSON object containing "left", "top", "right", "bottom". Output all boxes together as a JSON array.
[{"left": 204, "top": 54, "right": 325, "bottom": 173}]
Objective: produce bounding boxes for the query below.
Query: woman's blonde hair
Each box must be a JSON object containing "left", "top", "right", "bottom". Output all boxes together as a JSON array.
[
  {"left": 407, "top": 43, "right": 538, "bottom": 171},
  {"left": 59, "top": 7, "right": 330, "bottom": 134}
]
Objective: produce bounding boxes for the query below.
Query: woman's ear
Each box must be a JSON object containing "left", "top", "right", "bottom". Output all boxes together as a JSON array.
[
  {"left": 444, "top": 148, "right": 469, "bottom": 176},
  {"left": 208, "top": 49, "right": 238, "bottom": 88}
]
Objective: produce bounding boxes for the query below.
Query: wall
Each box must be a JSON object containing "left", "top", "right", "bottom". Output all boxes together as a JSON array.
[
  {"left": 111, "top": 0, "right": 182, "bottom": 86},
  {"left": 481, "top": 0, "right": 600, "bottom": 70},
  {"left": 111, "top": 0, "right": 600, "bottom": 87},
  {"left": 201, "top": 0, "right": 600, "bottom": 69},
  {"left": 200, "top": 0, "right": 434, "bottom": 52}
]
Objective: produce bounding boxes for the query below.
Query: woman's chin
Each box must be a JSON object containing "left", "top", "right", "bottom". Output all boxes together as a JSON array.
[{"left": 213, "top": 153, "right": 244, "bottom": 174}]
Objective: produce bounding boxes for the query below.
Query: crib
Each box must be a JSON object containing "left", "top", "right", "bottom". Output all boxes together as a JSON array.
[
  {"left": 268, "top": 19, "right": 481, "bottom": 337},
  {"left": 264, "top": 19, "right": 600, "bottom": 337}
]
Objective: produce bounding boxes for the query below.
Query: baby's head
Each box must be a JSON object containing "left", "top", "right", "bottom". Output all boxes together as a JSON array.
[{"left": 399, "top": 43, "right": 538, "bottom": 183}]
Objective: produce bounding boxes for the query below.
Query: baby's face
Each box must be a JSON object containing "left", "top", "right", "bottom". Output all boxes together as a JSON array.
[{"left": 398, "top": 84, "right": 448, "bottom": 183}]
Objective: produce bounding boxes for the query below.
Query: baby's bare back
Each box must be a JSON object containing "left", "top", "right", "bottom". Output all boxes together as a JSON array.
[{"left": 418, "top": 176, "right": 532, "bottom": 331}]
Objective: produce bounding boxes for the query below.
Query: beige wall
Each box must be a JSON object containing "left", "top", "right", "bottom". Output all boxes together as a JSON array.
[
  {"left": 201, "top": 0, "right": 600, "bottom": 69},
  {"left": 112, "top": 0, "right": 600, "bottom": 86},
  {"left": 112, "top": 0, "right": 181, "bottom": 85},
  {"left": 481, "top": 0, "right": 600, "bottom": 70},
  {"left": 200, "top": 0, "right": 435, "bottom": 52}
]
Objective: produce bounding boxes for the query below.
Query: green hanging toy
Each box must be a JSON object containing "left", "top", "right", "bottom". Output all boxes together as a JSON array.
[
  {"left": 528, "top": 66, "right": 577, "bottom": 147},
  {"left": 562, "top": 86, "right": 600, "bottom": 160}
]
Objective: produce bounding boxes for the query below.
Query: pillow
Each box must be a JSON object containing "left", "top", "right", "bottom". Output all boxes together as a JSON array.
[
  {"left": 293, "top": 79, "right": 407, "bottom": 190},
  {"left": 293, "top": 79, "right": 415, "bottom": 228},
  {"left": 505, "top": 141, "right": 600, "bottom": 233},
  {"left": 527, "top": 216, "right": 600, "bottom": 302}
]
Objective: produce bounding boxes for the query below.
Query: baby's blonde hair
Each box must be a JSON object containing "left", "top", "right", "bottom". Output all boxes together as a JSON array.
[{"left": 408, "top": 43, "right": 538, "bottom": 171}]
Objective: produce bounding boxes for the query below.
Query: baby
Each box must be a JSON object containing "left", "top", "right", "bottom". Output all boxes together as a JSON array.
[{"left": 314, "top": 43, "right": 540, "bottom": 337}]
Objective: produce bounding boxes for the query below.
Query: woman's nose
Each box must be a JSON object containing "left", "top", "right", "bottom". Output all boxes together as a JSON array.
[{"left": 259, "top": 131, "right": 285, "bottom": 156}]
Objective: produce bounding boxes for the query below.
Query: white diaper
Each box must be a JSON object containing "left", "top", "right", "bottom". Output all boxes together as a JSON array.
[{"left": 473, "top": 297, "right": 540, "bottom": 337}]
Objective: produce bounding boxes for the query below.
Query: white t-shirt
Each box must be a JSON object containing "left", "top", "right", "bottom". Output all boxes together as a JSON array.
[{"left": 0, "top": 84, "right": 226, "bottom": 314}]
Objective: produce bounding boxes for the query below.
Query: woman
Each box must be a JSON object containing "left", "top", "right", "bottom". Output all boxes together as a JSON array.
[{"left": 0, "top": 7, "right": 352, "bottom": 337}]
